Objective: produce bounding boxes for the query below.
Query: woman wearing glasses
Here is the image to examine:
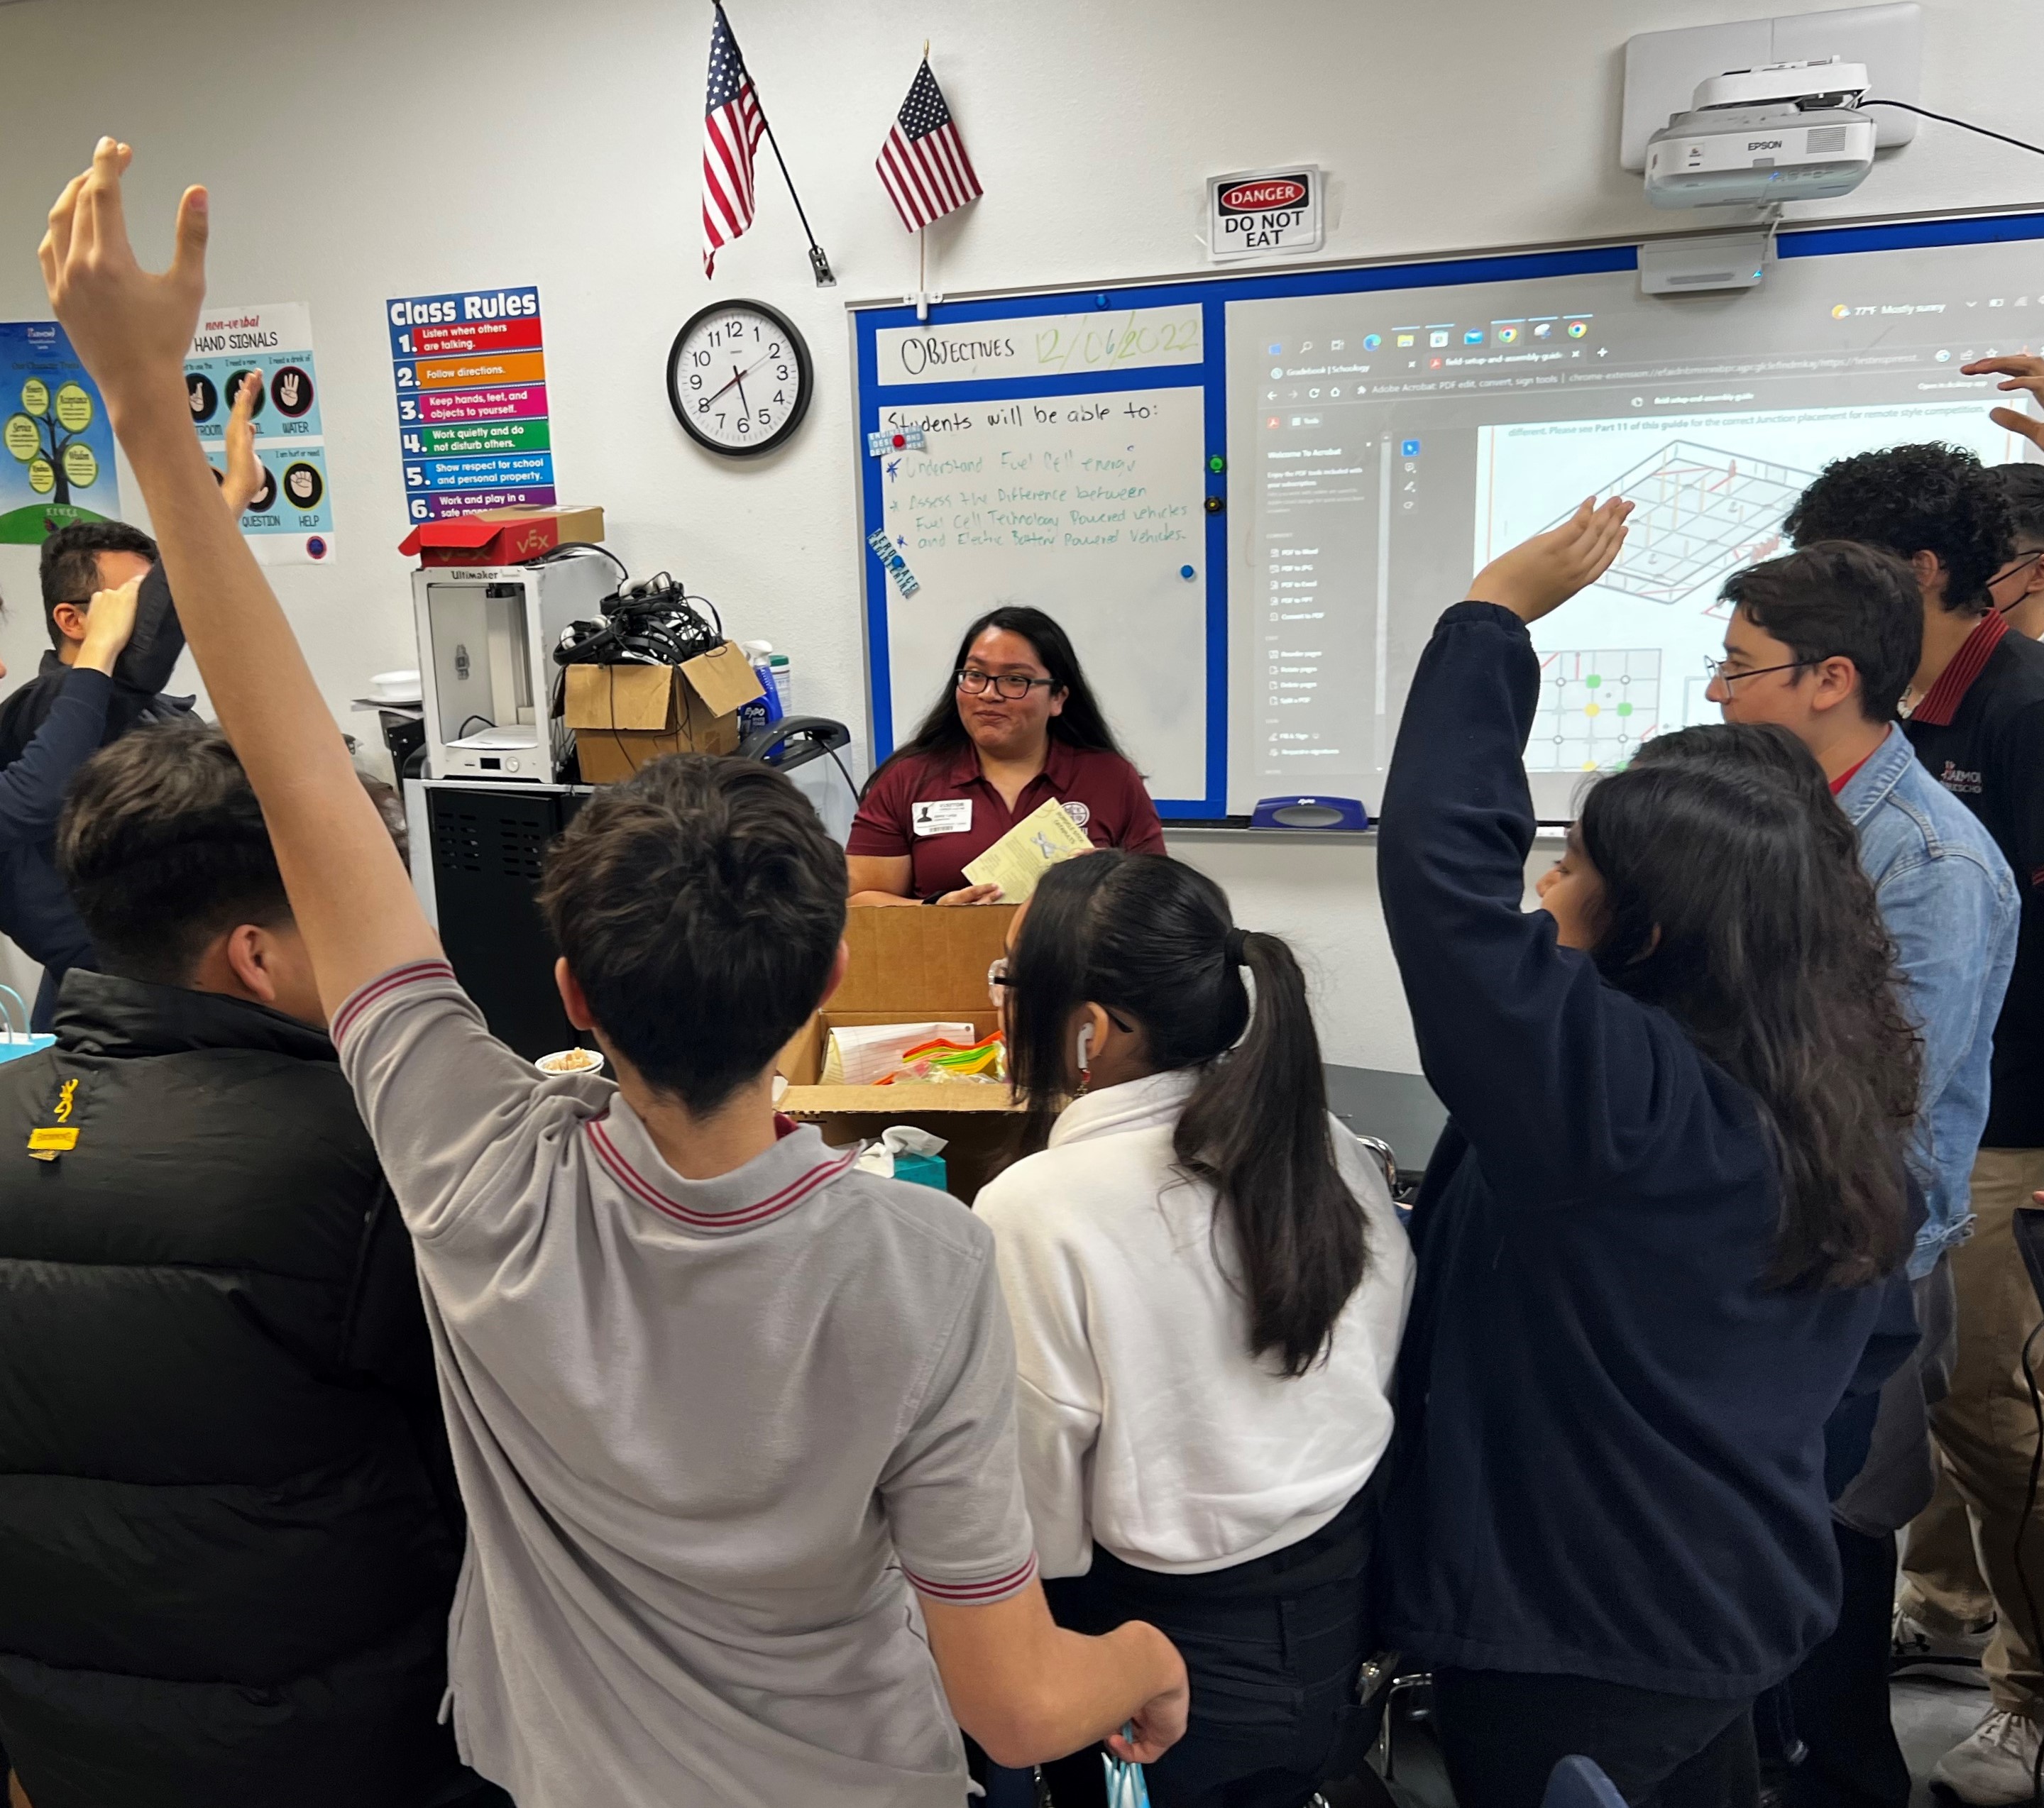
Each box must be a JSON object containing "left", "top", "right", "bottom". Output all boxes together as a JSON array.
[{"left": 846, "top": 607, "right": 1164, "bottom": 905}]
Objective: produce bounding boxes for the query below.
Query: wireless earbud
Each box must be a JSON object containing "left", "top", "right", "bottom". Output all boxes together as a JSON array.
[{"left": 1075, "top": 1023, "right": 1094, "bottom": 1075}]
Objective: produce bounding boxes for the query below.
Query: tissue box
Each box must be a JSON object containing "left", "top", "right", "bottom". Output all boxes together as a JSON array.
[{"left": 853, "top": 1126, "right": 951, "bottom": 1192}]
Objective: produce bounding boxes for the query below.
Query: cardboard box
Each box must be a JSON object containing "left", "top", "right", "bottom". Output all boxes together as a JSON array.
[
  {"left": 564, "top": 642, "right": 764, "bottom": 781},
  {"left": 397, "top": 503, "right": 607, "bottom": 566},
  {"left": 779, "top": 904, "right": 1023, "bottom": 1201}
]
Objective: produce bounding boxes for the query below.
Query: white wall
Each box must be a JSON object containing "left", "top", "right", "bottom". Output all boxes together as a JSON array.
[{"left": 0, "top": 0, "right": 2034, "bottom": 1068}]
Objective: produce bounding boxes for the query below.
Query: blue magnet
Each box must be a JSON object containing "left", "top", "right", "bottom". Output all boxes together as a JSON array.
[{"left": 1180, "top": 565, "right": 1197, "bottom": 581}]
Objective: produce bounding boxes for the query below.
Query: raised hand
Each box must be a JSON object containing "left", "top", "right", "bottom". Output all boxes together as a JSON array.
[
  {"left": 1466, "top": 496, "right": 1634, "bottom": 624},
  {"left": 38, "top": 138, "right": 208, "bottom": 419},
  {"left": 221, "top": 372, "right": 263, "bottom": 517},
  {"left": 1963, "top": 354, "right": 2044, "bottom": 452},
  {"left": 75, "top": 573, "right": 144, "bottom": 675},
  {"left": 33, "top": 140, "right": 445, "bottom": 1018}
]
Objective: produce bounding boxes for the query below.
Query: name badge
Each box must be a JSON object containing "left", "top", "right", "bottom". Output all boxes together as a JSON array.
[{"left": 913, "top": 798, "right": 973, "bottom": 837}]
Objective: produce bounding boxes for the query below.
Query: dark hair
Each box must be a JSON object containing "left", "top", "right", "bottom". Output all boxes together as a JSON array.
[
  {"left": 1784, "top": 443, "right": 2013, "bottom": 616},
  {"left": 538, "top": 754, "right": 845, "bottom": 1113},
  {"left": 1599, "top": 724, "right": 1917, "bottom": 1290},
  {"left": 39, "top": 520, "right": 157, "bottom": 650},
  {"left": 869, "top": 606, "right": 1123, "bottom": 792},
  {"left": 1993, "top": 463, "right": 2044, "bottom": 550},
  {"left": 58, "top": 721, "right": 297, "bottom": 985},
  {"left": 1006, "top": 851, "right": 1366, "bottom": 1376},
  {"left": 1720, "top": 540, "right": 1923, "bottom": 722}
]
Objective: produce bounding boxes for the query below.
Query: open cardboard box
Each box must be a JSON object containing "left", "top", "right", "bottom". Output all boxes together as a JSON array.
[
  {"left": 779, "top": 904, "right": 1021, "bottom": 1202},
  {"left": 564, "top": 642, "right": 764, "bottom": 781}
]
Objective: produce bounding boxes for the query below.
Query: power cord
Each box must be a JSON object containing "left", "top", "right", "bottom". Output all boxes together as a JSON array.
[
  {"left": 529, "top": 541, "right": 630, "bottom": 580},
  {"left": 681, "top": 590, "right": 725, "bottom": 641},
  {"left": 822, "top": 741, "right": 862, "bottom": 809},
  {"left": 1862, "top": 100, "right": 2044, "bottom": 161}
]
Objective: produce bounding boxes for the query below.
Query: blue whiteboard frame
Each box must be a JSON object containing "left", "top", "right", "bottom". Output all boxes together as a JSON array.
[{"left": 850, "top": 206, "right": 2044, "bottom": 821}]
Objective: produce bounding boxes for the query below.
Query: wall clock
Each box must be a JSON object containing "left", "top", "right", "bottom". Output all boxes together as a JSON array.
[{"left": 666, "top": 300, "right": 813, "bottom": 457}]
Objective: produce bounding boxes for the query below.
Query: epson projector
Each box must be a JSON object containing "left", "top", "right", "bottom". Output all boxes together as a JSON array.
[{"left": 1645, "top": 58, "right": 1877, "bottom": 209}]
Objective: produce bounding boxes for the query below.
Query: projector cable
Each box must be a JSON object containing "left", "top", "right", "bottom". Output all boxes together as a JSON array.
[{"left": 1860, "top": 101, "right": 2044, "bottom": 162}]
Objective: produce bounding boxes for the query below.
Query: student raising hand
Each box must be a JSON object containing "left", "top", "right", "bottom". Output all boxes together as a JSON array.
[
  {"left": 39, "top": 139, "right": 209, "bottom": 417},
  {"left": 38, "top": 137, "right": 439, "bottom": 1016},
  {"left": 1466, "top": 495, "right": 1634, "bottom": 622}
]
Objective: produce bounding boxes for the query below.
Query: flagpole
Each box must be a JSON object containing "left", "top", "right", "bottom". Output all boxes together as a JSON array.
[
  {"left": 715, "top": 0, "right": 835, "bottom": 286},
  {"left": 913, "top": 39, "right": 933, "bottom": 322}
]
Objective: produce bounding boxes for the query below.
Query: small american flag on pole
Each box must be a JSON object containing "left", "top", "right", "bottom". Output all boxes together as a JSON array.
[
  {"left": 701, "top": 5, "right": 766, "bottom": 276},
  {"left": 877, "top": 60, "right": 982, "bottom": 232}
]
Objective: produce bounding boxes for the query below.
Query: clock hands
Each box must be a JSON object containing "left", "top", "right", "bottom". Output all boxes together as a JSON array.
[
  {"left": 668, "top": 306, "right": 806, "bottom": 451},
  {"left": 706, "top": 349, "right": 776, "bottom": 408}
]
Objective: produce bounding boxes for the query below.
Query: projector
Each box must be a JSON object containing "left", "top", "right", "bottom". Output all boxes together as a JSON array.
[{"left": 1645, "top": 58, "right": 1877, "bottom": 209}]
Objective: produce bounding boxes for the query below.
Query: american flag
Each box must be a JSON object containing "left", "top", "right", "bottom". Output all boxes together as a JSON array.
[
  {"left": 701, "top": 6, "right": 766, "bottom": 277},
  {"left": 877, "top": 60, "right": 982, "bottom": 233}
]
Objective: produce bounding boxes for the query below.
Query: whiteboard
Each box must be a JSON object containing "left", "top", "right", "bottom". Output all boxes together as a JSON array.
[
  {"left": 872, "top": 385, "right": 1207, "bottom": 798},
  {"left": 851, "top": 209, "right": 2044, "bottom": 822}
]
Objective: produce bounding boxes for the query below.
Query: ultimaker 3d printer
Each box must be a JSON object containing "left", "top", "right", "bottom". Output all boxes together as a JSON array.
[{"left": 412, "top": 555, "right": 615, "bottom": 781}]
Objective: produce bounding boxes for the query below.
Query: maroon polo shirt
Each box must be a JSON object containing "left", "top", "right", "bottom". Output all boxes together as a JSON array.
[{"left": 848, "top": 739, "right": 1167, "bottom": 898}]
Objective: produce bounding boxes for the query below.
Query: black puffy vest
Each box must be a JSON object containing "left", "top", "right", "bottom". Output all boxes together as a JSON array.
[{"left": 0, "top": 972, "right": 475, "bottom": 1808}]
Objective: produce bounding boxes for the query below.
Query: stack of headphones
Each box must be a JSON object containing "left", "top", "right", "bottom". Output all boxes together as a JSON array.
[{"left": 554, "top": 572, "right": 724, "bottom": 669}]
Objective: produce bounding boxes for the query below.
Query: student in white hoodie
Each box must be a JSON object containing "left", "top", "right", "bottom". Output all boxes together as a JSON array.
[{"left": 977, "top": 852, "right": 1414, "bottom": 1808}]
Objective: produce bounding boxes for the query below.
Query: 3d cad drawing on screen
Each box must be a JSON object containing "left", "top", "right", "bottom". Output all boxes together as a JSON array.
[{"left": 1539, "top": 441, "right": 1815, "bottom": 605}]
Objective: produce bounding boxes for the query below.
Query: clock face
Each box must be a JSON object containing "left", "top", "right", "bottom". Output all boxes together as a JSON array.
[{"left": 667, "top": 302, "right": 813, "bottom": 457}]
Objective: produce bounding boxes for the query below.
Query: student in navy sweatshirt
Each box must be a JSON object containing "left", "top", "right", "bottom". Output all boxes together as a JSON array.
[{"left": 1375, "top": 500, "right": 1921, "bottom": 1808}]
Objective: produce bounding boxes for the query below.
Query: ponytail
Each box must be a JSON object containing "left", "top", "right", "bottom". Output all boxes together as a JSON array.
[
  {"left": 1006, "top": 852, "right": 1368, "bottom": 1376},
  {"left": 1175, "top": 930, "right": 1367, "bottom": 1376}
]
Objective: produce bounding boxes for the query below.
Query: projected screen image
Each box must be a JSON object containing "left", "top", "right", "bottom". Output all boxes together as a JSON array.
[{"left": 1225, "top": 237, "right": 2040, "bottom": 819}]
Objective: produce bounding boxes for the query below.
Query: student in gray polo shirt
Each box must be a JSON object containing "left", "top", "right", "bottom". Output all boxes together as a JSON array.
[{"left": 38, "top": 141, "right": 1188, "bottom": 1808}]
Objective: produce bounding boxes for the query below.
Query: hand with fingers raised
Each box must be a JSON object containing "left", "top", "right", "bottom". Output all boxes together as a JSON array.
[
  {"left": 1466, "top": 495, "right": 1636, "bottom": 625},
  {"left": 38, "top": 137, "right": 209, "bottom": 420},
  {"left": 221, "top": 372, "right": 263, "bottom": 517},
  {"left": 1964, "top": 354, "right": 2044, "bottom": 453}
]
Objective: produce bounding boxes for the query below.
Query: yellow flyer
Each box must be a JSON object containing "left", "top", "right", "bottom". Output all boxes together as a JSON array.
[{"left": 963, "top": 798, "right": 1093, "bottom": 902}]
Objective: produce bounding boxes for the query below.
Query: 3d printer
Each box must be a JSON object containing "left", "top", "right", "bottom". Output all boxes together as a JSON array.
[{"left": 412, "top": 553, "right": 615, "bottom": 781}]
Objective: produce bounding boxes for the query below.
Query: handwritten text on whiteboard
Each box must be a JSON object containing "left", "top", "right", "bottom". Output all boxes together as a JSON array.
[{"left": 874, "top": 305, "right": 1203, "bottom": 386}]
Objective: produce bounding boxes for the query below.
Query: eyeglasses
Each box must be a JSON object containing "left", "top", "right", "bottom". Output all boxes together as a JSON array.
[
  {"left": 957, "top": 668, "right": 1055, "bottom": 701},
  {"left": 985, "top": 957, "right": 1132, "bottom": 1031},
  {"left": 1702, "top": 654, "right": 1816, "bottom": 688}
]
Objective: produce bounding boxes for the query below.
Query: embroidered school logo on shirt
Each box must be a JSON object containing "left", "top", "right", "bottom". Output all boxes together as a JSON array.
[
  {"left": 1060, "top": 800, "right": 1090, "bottom": 829},
  {"left": 912, "top": 799, "right": 972, "bottom": 836},
  {"left": 1938, "top": 761, "right": 1984, "bottom": 795}
]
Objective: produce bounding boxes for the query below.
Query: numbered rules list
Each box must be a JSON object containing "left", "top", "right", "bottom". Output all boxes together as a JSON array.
[
  {"left": 388, "top": 285, "right": 554, "bottom": 525},
  {"left": 187, "top": 304, "right": 334, "bottom": 565}
]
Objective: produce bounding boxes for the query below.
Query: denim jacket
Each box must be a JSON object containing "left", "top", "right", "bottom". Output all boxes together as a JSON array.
[{"left": 1840, "top": 724, "right": 2019, "bottom": 1278}]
